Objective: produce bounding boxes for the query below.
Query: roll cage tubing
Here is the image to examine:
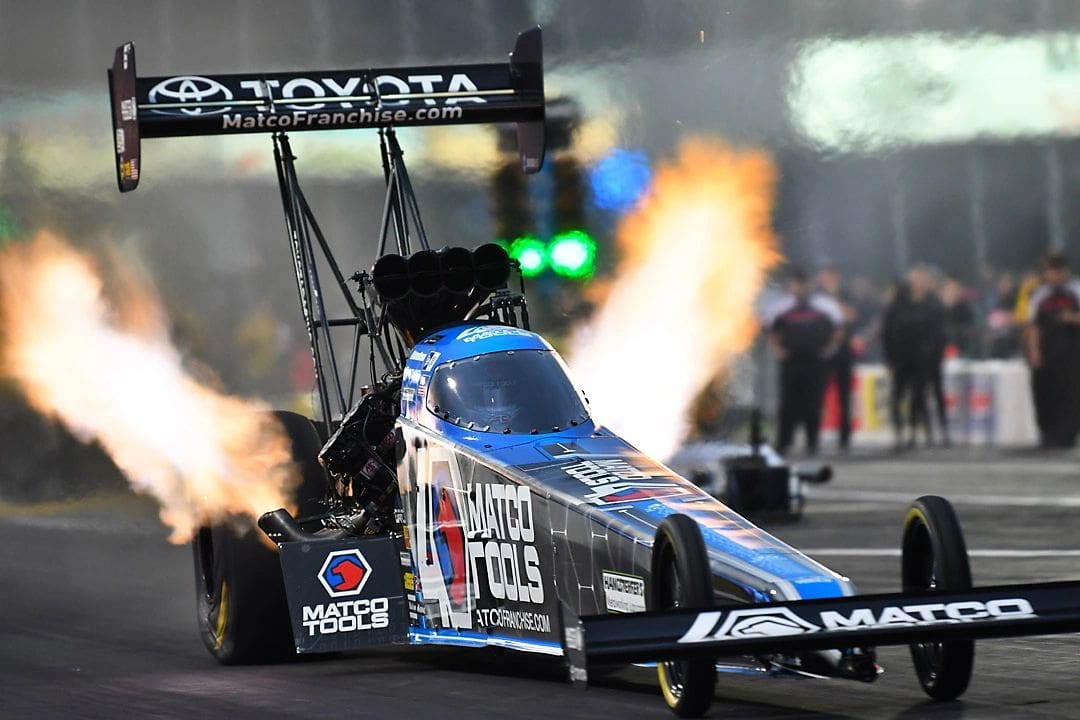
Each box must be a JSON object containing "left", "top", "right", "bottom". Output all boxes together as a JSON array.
[{"left": 272, "top": 127, "right": 425, "bottom": 437}]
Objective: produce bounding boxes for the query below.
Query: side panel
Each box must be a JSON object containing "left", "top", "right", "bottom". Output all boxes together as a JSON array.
[
  {"left": 399, "top": 425, "right": 560, "bottom": 645},
  {"left": 546, "top": 499, "right": 651, "bottom": 617},
  {"left": 508, "top": 441, "right": 851, "bottom": 603}
]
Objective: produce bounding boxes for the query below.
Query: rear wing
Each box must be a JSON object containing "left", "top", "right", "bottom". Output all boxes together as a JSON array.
[{"left": 107, "top": 26, "right": 545, "bottom": 192}]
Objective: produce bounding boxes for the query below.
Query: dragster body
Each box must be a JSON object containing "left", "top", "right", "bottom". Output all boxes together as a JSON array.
[{"left": 353, "top": 322, "right": 855, "bottom": 659}]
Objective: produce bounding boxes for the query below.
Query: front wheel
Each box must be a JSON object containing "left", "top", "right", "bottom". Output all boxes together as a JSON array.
[
  {"left": 901, "top": 495, "right": 974, "bottom": 700},
  {"left": 651, "top": 514, "right": 717, "bottom": 718}
]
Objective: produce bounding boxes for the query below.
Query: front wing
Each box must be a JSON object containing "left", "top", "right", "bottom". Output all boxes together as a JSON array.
[{"left": 562, "top": 580, "right": 1080, "bottom": 679}]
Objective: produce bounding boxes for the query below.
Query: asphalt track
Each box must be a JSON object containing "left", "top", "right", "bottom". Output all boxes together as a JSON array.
[{"left": 5, "top": 450, "right": 1080, "bottom": 719}]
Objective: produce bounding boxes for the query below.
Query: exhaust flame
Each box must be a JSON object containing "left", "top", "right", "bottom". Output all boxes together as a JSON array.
[
  {"left": 0, "top": 232, "right": 298, "bottom": 543},
  {"left": 569, "top": 138, "right": 782, "bottom": 459}
]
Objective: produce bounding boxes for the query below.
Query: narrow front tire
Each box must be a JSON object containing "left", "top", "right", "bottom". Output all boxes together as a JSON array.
[
  {"left": 651, "top": 514, "right": 717, "bottom": 717},
  {"left": 902, "top": 495, "right": 975, "bottom": 700}
]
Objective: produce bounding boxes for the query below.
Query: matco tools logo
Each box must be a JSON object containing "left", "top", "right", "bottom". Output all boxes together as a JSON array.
[
  {"left": 678, "top": 598, "right": 1037, "bottom": 644},
  {"left": 680, "top": 607, "right": 820, "bottom": 643},
  {"left": 318, "top": 549, "right": 373, "bottom": 598},
  {"left": 148, "top": 75, "right": 234, "bottom": 115}
]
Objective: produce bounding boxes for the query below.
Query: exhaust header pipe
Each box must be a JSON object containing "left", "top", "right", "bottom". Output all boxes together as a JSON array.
[
  {"left": 369, "top": 245, "right": 513, "bottom": 339},
  {"left": 371, "top": 245, "right": 511, "bottom": 301}
]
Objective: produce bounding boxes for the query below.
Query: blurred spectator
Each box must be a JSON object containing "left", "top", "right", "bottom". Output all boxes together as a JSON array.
[
  {"left": 1014, "top": 270, "right": 1041, "bottom": 325},
  {"left": 849, "top": 275, "right": 884, "bottom": 359},
  {"left": 1024, "top": 253, "right": 1080, "bottom": 448},
  {"left": 986, "top": 272, "right": 1020, "bottom": 358},
  {"left": 940, "top": 278, "right": 978, "bottom": 358},
  {"left": 922, "top": 276, "right": 972, "bottom": 447},
  {"left": 817, "top": 266, "right": 855, "bottom": 451},
  {"left": 883, "top": 266, "right": 945, "bottom": 449},
  {"left": 765, "top": 267, "right": 842, "bottom": 456}
]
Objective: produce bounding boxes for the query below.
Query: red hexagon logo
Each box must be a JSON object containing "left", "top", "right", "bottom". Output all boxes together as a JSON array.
[{"left": 317, "top": 549, "right": 373, "bottom": 598}]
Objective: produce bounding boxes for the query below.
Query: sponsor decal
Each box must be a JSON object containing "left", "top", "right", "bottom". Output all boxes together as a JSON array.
[
  {"left": 148, "top": 75, "right": 234, "bottom": 115},
  {"left": 301, "top": 597, "right": 390, "bottom": 637},
  {"left": 463, "top": 482, "right": 544, "bottom": 604},
  {"left": 219, "top": 106, "right": 464, "bottom": 130},
  {"left": 120, "top": 97, "right": 137, "bottom": 122},
  {"left": 408, "top": 349, "right": 428, "bottom": 362},
  {"left": 317, "top": 549, "right": 373, "bottom": 598},
  {"left": 114, "top": 128, "right": 125, "bottom": 155},
  {"left": 403, "top": 572, "right": 415, "bottom": 591},
  {"left": 541, "top": 441, "right": 588, "bottom": 457},
  {"left": 475, "top": 608, "right": 552, "bottom": 633},
  {"left": 454, "top": 326, "right": 534, "bottom": 343},
  {"left": 435, "top": 482, "right": 469, "bottom": 607},
  {"left": 564, "top": 625, "right": 584, "bottom": 651},
  {"left": 415, "top": 456, "right": 472, "bottom": 629},
  {"left": 359, "top": 457, "right": 382, "bottom": 480},
  {"left": 415, "top": 447, "right": 546, "bottom": 632},
  {"left": 819, "top": 598, "right": 1036, "bottom": 629},
  {"left": 680, "top": 607, "right": 820, "bottom": 643},
  {"left": 146, "top": 72, "right": 486, "bottom": 123},
  {"left": 302, "top": 549, "right": 393, "bottom": 637},
  {"left": 602, "top": 571, "right": 646, "bottom": 613},
  {"left": 562, "top": 458, "right": 693, "bottom": 505},
  {"left": 120, "top": 158, "right": 139, "bottom": 181},
  {"left": 678, "top": 598, "right": 1038, "bottom": 644},
  {"left": 421, "top": 351, "right": 441, "bottom": 372}
]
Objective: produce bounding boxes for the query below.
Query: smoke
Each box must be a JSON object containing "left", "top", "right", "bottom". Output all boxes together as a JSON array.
[
  {"left": 0, "top": 232, "right": 298, "bottom": 542},
  {"left": 568, "top": 138, "right": 782, "bottom": 459}
]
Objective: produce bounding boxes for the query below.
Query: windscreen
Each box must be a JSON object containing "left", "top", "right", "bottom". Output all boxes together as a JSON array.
[{"left": 426, "top": 350, "right": 589, "bottom": 434}]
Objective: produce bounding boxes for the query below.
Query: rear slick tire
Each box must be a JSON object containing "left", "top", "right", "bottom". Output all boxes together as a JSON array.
[
  {"left": 650, "top": 514, "right": 717, "bottom": 718},
  {"left": 192, "top": 411, "right": 327, "bottom": 664},
  {"left": 901, "top": 495, "right": 975, "bottom": 700}
]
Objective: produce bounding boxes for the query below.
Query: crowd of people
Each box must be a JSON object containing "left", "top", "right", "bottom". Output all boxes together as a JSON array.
[{"left": 765, "top": 253, "right": 1080, "bottom": 455}]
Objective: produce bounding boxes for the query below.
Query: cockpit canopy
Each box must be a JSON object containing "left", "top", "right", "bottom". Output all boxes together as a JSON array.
[{"left": 426, "top": 349, "right": 589, "bottom": 434}]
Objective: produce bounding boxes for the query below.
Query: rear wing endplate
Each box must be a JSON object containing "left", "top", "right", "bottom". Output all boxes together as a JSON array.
[
  {"left": 107, "top": 26, "right": 545, "bottom": 192},
  {"left": 563, "top": 580, "right": 1080, "bottom": 679}
]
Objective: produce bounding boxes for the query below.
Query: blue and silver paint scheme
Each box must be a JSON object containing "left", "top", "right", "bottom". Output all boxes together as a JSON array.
[{"left": 396, "top": 321, "right": 853, "bottom": 658}]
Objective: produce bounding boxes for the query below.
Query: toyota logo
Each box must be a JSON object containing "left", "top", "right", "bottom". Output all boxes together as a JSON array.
[{"left": 148, "top": 75, "right": 233, "bottom": 116}]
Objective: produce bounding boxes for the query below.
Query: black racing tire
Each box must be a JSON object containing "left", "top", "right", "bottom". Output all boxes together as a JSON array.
[
  {"left": 901, "top": 495, "right": 974, "bottom": 701},
  {"left": 650, "top": 514, "right": 717, "bottom": 718},
  {"left": 192, "top": 411, "right": 328, "bottom": 664}
]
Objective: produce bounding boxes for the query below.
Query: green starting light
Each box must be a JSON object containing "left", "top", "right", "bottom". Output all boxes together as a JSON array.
[
  {"left": 548, "top": 230, "right": 596, "bottom": 279},
  {"left": 508, "top": 236, "right": 547, "bottom": 277}
]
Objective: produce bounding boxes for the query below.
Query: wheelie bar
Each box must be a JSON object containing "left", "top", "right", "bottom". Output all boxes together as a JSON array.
[{"left": 562, "top": 580, "right": 1080, "bottom": 673}]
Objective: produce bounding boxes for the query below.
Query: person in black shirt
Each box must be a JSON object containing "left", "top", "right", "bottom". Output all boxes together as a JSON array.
[
  {"left": 927, "top": 277, "right": 975, "bottom": 446},
  {"left": 1024, "top": 253, "right": 1080, "bottom": 448},
  {"left": 767, "top": 268, "right": 842, "bottom": 456},
  {"left": 883, "top": 266, "right": 945, "bottom": 449},
  {"left": 817, "top": 267, "right": 856, "bottom": 451}
]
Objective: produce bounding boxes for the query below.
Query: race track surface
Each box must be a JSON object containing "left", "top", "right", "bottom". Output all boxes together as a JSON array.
[{"left": 5, "top": 450, "right": 1080, "bottom": 719}]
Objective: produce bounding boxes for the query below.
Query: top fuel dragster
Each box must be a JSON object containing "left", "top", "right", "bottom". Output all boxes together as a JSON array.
[{"left": 109, "top": 27, "right": 1080, "bottom": 717}]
